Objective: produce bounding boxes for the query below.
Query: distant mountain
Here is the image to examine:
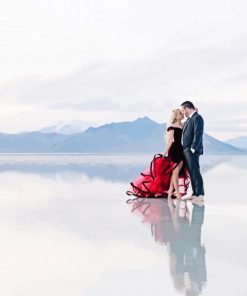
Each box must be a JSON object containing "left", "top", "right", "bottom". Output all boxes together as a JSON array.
[
  {"left": 225, "top": 136, "right": 247, "bottom": 150},
  {"left": 39, "top": 120, "right": 95, "bottom": 135},
  {"left": 52, "top": 116, "right": 163, "bottom": 153},
  {"left": 0, "top": 116, "right": 245, "bottom": 154},
  {"left": 0, "top": 132, "right": 67, "bottom": 153},
  {"left": 203, "top": 133, "right": 245, "bottom": 154}
]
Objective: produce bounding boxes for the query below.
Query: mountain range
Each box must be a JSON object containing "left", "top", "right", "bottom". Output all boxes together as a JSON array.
[
  {"left": 38, "top": 120, "right": 94, "bottom": 134},
  {"left": 0, "top": 116, "right": 245, "bottom": 154},
  {"left": 225, "top": 136, "right": 247, "bottom": 151}
]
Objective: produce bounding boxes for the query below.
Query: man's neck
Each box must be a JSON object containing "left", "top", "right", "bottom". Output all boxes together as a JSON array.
[{"left": 188, "top": 110, "right": 196, "bottom": 118}]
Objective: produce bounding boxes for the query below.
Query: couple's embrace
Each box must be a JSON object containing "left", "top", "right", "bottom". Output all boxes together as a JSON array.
[{"left": 126, "top": 100, "right": 205, "bottom": 203}]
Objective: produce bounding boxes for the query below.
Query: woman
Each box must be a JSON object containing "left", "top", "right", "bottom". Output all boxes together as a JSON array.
[
  {"left": 164, "top": 109, "right": 185, "bottom": 199},
  {"left": 126, "top": 108, "right": 190, "bottom": 199}
]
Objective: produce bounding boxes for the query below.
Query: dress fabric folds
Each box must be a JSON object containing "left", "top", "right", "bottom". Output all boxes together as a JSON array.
[{"left": 126, "top": 153, "right": 190, "bottom": 198}]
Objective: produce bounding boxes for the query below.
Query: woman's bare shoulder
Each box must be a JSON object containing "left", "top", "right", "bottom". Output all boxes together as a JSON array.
[{"left": 166, "top": 126, "right": 175, "bottom": 132}]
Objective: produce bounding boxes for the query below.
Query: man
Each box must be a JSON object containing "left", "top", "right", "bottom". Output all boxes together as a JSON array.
[{"left": 180, "top": 101, "right": 205, "bottom": 201}]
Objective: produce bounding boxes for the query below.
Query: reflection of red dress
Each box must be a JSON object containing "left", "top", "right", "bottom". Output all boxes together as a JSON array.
[
  {"left": 126, "top": 153, "right": 190, "bottom": 198},
  {"left": 126, "top": 198, "right": 174, "bottom": 244}
]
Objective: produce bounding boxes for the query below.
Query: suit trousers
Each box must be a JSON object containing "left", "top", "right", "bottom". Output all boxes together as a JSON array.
[{"left": 183, "top": 149, "right": 205, "bottom": 196}]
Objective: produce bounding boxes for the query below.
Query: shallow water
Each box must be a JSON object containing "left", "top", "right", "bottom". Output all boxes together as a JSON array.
[{"left": 0, "top": 154, "right": 246, "bottom": 295}]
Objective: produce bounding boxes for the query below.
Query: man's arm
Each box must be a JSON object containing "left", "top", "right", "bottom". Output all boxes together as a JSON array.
[{"left": 191, "top": 116, "right": 204, "bottom": 153}]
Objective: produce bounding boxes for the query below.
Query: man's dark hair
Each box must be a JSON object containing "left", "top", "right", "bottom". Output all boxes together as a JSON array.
[{"left": 181, "top": 101, "right": 195, "bottom": 109}]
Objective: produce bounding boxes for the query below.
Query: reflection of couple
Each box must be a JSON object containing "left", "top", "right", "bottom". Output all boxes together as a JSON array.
[
  {"left": 126, "top": 198, "right": 207, "bottom": 295},
  {"left": 126, "top": 100, "right": 205, "bottom": 202}
]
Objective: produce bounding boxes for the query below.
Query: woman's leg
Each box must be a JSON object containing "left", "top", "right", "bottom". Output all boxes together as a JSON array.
[
  {"left": 167, "top": 179, "right": 175, "bottom": 198},
  {"left": 167, "top": 161, "right": 183, "bottom": 198},
  {"left": 170, "top": 160, "right": 184, "bottom": 198}
]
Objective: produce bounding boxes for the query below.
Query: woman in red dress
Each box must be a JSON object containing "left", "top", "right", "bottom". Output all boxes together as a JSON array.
[{"left": 126, "top": 109, "right": 190, "bottom": 199}]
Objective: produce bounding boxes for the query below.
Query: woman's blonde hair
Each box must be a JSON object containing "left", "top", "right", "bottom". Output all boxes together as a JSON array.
[{"left": 168, "top": 109, "right": 180, "bottom": 125}]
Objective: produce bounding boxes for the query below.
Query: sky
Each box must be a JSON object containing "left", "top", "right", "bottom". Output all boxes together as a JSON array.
[{"left": 0, "top": 0, "right": 247, "bottom": 140}]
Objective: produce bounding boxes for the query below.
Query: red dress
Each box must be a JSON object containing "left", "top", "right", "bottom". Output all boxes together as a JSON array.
[{"left": 126, "top": 126, "right": 190, "bottom": 198}]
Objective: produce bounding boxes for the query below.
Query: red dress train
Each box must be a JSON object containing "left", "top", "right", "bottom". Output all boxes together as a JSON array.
[{"left": 126, "top": 153, "right": 190, "bottom": 198}]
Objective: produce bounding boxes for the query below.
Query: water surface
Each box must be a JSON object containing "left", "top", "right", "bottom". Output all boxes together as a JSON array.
[{"left": 0, "top": 154, "right": 246, "bottom": 295}]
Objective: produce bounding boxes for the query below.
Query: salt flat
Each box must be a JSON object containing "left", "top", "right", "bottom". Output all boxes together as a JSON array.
[{"left": 0, "top": 154, "right": 246, "bottom": 296}]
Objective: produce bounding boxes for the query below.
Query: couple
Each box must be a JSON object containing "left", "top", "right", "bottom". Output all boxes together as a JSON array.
[{"left": 126, "top": 100, "right": 205, "bottom": 202}]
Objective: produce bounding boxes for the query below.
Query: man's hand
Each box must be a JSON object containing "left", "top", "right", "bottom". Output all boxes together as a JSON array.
[
  {"left": 191, "top": 115, "right": 204, "bottom": 153},
  {"left": 190, "top": 147, "right": 196, "bottom": 153}
]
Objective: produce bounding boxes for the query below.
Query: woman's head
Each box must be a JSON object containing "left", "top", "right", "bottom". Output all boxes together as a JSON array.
[{"left": 169, "top": 109, "right": 184, "bottom": 125}]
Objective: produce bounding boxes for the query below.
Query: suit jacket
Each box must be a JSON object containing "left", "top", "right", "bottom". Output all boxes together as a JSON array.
[{"left": 182, "top": 112, "right": 204, "bottom": 155}]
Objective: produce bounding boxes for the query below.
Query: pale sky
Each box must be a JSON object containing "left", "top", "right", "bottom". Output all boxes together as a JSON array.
[{"left": 0, "top": 0, "right": 247, "bottom": 140}]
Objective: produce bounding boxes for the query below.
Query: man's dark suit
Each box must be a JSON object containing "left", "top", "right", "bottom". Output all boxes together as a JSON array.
[{"left": 182, "top": 112, "right": 205, "bottom": 196}]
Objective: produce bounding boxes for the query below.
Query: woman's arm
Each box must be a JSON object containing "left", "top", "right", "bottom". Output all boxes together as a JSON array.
[{"left": 163, "top": 129, "right": 174, "bottom": 156}]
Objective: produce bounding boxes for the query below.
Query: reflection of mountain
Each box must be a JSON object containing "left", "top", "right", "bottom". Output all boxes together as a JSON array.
[
  {"left": 0, "top": 155, "right": 229, "bottom": 181},
  {"left": 127, "top": 198, "right": 207, "bottom": 296},
  {"left": 0, "top": 116, "right": 245, "bottom": 154}
]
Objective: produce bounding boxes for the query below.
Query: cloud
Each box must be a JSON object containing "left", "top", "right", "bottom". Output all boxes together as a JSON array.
[
  {"left": 48, "top": 99, "right": 120, "bottom": 111},
  {"left": 1, "top": 44, "right": 247, "bottom": 104},
  {"left": 0, "top": 0, "right": 247, "bottom": 136},
  {"left": 1, "top": 43, "right": 247, "bottom": 107}
]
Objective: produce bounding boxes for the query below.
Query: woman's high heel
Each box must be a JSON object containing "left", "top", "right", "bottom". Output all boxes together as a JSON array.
[
  {"left": 167, "top": 190, "right": 175, "bottom": 199},
  {"left": 174, "top": 191, "right": 182, "bottom": 199}
]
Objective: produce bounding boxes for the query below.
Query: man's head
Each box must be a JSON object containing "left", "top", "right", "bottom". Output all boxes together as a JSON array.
[{"left": 180, "top": 101, "right": 196, "bottom": 117}]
